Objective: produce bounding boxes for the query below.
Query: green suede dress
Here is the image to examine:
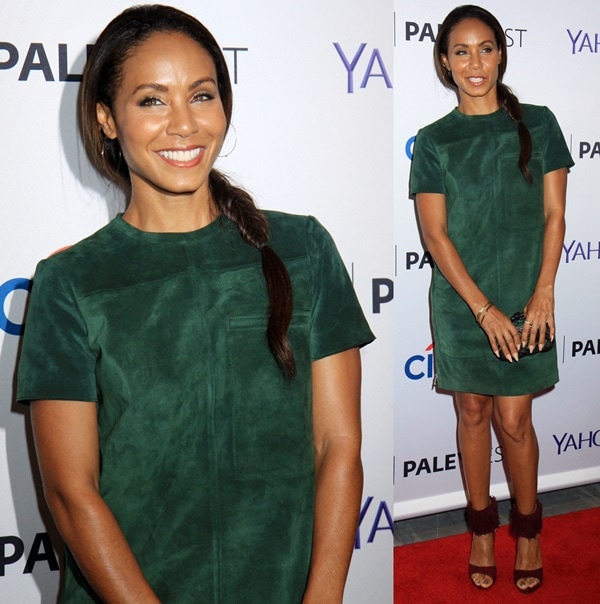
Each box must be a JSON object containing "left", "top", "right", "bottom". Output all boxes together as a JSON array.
[
  {"left": 410, "top": 105, "right": 573, "bottom": 396},
  {"left": 17, "top": 211, "right": 374, "bottom": 603}
]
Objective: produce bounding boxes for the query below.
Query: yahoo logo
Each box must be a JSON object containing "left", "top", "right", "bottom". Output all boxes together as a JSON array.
[
  {"left": 567, "top": 29, "right": 600, "bottom": 54},
  {"left": 333, "top": 42, "right": 392, "bottom": 94},
  {"left": 562, "top": 240, "right": 600, "bottom": 263},
  {"left": 355, "top": 496, "right": 393, "bottom": 549},
  {"left": 0, "top": 278, "right": 31, "bottom": 336}
]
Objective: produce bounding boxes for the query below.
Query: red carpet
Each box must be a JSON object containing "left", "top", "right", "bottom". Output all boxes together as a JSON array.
[{"left": 394, "top": 507, "right": 600, "bottom": 603}]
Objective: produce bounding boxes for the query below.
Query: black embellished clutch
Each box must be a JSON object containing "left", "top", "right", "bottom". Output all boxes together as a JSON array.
[{"left": 498, "top": 312, "right": 554, "bottom": 361}]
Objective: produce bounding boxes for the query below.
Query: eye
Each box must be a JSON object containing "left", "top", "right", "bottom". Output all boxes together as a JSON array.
[
  {"left": 455, "top": 49, "right": 467, "bottom": 56},
  {"left": 138, "top": 96, "right": 164, "bottom": 107},
  {"left": 191, "top": 91, "right": 215, "bottom": 103},
  {"left": 481, "top": 46, "right": 493, "bottom": 53}
]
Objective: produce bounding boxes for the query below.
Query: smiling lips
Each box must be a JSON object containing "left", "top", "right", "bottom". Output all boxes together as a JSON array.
[
  {"left": 157, "top": 147, "right": 203, "bottom": 166},
  {"left": 467, "top": 76, "right": 485, "bottom": 85}
]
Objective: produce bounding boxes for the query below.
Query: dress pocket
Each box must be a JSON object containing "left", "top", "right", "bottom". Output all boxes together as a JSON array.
[
  {"left": 500, "top": 152, "right": 544, "bottom": 228},
  {"left": 228, "top": 312, "right": 314, "bottom": 480}
]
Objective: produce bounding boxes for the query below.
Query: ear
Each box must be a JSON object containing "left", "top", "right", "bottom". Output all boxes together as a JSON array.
[
  {"left": 498, "top": 48, "right": 502, "bottom": 65},
  {"left": 441, "top": 54, "right": 450, "bottom": 72},
  {"left": 96, "top": 102, "right": 118, "bottom": 140}
]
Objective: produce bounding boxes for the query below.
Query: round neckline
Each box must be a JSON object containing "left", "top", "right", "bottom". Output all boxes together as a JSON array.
[
  {"left": 452, "top": 107, "right": 505, "bottom": 120},
  {"left": 113, "top": 213, "right": 226, "bottom": 242}
]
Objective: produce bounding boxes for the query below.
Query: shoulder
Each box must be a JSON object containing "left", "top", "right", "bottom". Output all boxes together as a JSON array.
[
  {"left": 264, "top": 211, "right": 333, "bottom": 255},
  {"left": 31, "top": 218, "right": 125, "bottom": 295},
  {"left": 522, "top": 104, "right": 556, "bottom": 126},
  {"left": 417, "top": 110, "right": 458, "bottom": 138}
]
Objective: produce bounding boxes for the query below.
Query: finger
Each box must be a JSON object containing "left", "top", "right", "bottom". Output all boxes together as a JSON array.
[
  {"left": 547, "top": 315, "right": 556, "bottom": 342},
  {"left": 529, "top": 324, "right": 540, "bottom": 353}
]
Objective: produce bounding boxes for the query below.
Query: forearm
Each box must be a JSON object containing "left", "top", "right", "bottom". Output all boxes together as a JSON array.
[
  {"left": 303, "top": 445, "right": 363, "bottom": 604},
  {"left": 47, "top": 488, "right": 160, "bottom": 603},
  {"left": 533, "top": 212, "right": 565, "bottom": 294}
]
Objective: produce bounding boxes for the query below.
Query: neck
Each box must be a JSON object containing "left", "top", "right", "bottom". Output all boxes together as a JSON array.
[
  {"left": 457, "top": 93, "right": 500, "bottom": 116},
  {"left": 124, "top": 191, "right": 219, "bottom": 233}
]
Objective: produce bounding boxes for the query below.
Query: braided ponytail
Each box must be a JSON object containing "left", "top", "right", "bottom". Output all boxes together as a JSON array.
[
  {"left": 210, "top": 170, "right": 296, "bottom": 379},
  {"left": 497, "top": 83, "right": 533, "bottom": 183}
]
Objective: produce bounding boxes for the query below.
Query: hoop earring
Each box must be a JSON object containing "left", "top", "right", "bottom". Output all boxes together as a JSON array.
[{"left": 219, "top": 123, "right": 238, "bottom": 158}]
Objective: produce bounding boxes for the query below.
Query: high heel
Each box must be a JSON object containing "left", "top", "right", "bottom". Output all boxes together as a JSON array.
[
  {"left": 467, "top": 496, "right": 499, "bottom": 589},
  {"left": 511, "top": 500, "right": 543, "bottom": 595}
]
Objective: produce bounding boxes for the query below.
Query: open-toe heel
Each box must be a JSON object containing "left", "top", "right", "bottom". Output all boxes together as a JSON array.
[
  {"left": 511, "top": 500, "right": 543, "bottom": 595},
  {"left": 467, "top": 496, "right": 499, "bottom": 589}
]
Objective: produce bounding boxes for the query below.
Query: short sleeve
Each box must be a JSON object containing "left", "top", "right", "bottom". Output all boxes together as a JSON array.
[
  {"left": 306, "top": 217, "right": 375, "bottom": 361},
  {"left": 16, "top": 259, "right": 98, "bottom": 404},
  {"left": 541, "top": 106, "right": 575, "bottom": 174},
  {"left": 409, "top": 127, "right": 446, "bottom": 196}
]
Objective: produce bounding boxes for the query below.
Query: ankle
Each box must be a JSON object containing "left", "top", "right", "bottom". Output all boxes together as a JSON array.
[
  {"left": 467, "top": 496, "right": 500, "bottom": 536},
  {"left": 511, "top": 500, "right": 542, "bottom": 539}
]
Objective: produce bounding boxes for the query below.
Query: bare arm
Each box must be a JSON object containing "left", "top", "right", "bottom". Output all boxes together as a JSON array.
[
  {"left": 30, "top": 400, "right": 160, "bottom": 603},
  {"left": 521, "top": 167, "right": 568, "bottom": 351},
  {"left": 416, "top": 193, "right": 521, "bottom": 361},
  {"left": 302, "top": 348, "right": 363, "bottom": 604}
]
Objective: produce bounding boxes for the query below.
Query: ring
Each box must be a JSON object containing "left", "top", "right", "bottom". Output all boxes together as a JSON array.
[{"left": 524, "top": 320, "right": 533, "bottom": 326}]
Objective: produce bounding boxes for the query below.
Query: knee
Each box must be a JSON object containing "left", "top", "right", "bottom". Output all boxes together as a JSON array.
[
  {"left": 497, "top": 412, "right": 533, "bottom": 444},
  {"left": 457, "top": 395, "right": 492, "bottom": 429}
]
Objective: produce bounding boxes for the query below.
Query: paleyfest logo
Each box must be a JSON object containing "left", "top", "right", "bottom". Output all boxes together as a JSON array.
[{"left": 0, "top": 41, "right": 248, "bottom": 84}]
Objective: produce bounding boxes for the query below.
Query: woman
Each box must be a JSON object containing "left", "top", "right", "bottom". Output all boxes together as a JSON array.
[
  {"left": 17, "top": 5, "right": 374, "bottom": 602},
  {"left": 410, "top": 4, "right": 573, "bottom": 595}
]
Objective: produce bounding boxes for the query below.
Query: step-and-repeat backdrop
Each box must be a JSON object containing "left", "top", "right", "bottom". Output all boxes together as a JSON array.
[
  {"left": 394, "top": 0, "right": 600, "bottom": 519},
  {"left": 0, "top": 1, "right": 393, "bottom": 601}
]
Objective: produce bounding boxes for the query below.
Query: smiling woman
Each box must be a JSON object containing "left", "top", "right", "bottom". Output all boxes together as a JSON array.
[
  {"left": 95, "top": 31, "right": 227, "bottom": 226},
  {"left": 410, "top": 4, "right": 574, "bottom": 597},
  {"left": 16, "top": 4, "right": 374, "bottom": 603}
]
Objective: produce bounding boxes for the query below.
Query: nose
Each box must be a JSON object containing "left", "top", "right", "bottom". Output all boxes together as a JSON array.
[
  {"left": 468, "top": 52, "right": 482, "bottom": 69},
  {"left": 167, "top": 102, "right": 198, "bottom": 137}
]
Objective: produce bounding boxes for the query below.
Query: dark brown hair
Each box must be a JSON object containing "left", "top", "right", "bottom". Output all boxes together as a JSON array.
[
  {"left": 434, "top": 5, "right": 533, "bottom": 182},
  {"left": 79, "top": 4, "right": 295, "bottom": 378}
]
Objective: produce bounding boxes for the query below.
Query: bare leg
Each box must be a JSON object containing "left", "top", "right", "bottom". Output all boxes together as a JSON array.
[
  {"left": 455, "top": 392, "right": 495, "bottom": 588},
  {"left": 494, "top": 395, "right": 542, "bottom": 591}
]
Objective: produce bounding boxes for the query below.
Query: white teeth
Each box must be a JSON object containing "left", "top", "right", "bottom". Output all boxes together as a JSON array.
[
  {"left": 469, "top": 77, "right": 484, "bottom": 83},
  {"left": 158, "top": 148, "right": 201, "bottom": 162}
]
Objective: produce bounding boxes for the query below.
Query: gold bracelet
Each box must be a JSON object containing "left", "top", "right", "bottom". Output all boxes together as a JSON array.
[{"left": 475, "top": 301, "right": 493, "bottom": 325}]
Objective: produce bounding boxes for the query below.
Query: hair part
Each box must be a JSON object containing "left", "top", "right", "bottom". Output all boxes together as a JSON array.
[
  {"left": 79, "top": 4, "right": 295, "bottom": 377},
  {"left": 434, "top": 5, "right": 532, "bottom": 182}
]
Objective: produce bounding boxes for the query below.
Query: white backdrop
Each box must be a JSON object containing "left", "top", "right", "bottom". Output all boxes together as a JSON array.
[
  {"left": 0, "top": 1, "right": 393, "bottom": 601},
  {"left": 394, "top": 0, "right": 600, "bottom": 519}
]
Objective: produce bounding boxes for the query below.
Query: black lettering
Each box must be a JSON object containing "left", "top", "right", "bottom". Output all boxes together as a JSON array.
[
  {"left": 372, "top": 278, "right": 394, "bottom": 313},
  {"left": 19, "top": 43, "right": 54, "bottom": 81},
  {"left": 24, "top": 533, "right": 59, "bottom": 574},
  {"left": 0, "top": 42, "right": 19, "bottom": 70},
  {"left": 0, "top": 536, "right": 24, "bottom": 576}
]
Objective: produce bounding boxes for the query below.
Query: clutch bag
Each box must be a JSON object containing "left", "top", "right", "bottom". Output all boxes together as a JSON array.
[{"left": 498, "top": 311, "right": 554, "bottom": 361}]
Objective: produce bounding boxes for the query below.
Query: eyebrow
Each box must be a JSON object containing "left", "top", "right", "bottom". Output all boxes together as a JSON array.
[
  {"left": 452, "top": 39, "right": 495, "bottom": 49},
  {"left": 132, "top": 77, "right": 217, "bottom": 94}
]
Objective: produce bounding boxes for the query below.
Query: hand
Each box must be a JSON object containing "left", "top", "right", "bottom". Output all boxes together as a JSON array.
[
  {"left": 479, "top": 306, "right": 521, "bottom": 362},
  {"left": 523, "top": 290, "right": 555, "bottom": 353}
]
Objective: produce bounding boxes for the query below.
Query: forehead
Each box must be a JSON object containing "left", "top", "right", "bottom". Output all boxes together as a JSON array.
[
  {"left": 449, "top": 18, "right": 497, "bottom": 45},
  {"left": 121, "top": 31, "right": 217, "bottom": 80}
]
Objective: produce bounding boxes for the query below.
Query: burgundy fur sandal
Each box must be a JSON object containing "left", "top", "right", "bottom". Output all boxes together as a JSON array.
[
  {"left": 511, "top": 500, "right": 543, "bottom": 595},
  {"left": 467, "top": 496, "right": 500, "bottom": 589}
]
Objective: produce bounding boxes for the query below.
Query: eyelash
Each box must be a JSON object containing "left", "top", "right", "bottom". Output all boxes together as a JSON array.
[
  {"left": 455, "top": 47, "right": 493, "bottom": 56},
  {"left": 138, "top": 92, "right": 215, "bottom": 107}
]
